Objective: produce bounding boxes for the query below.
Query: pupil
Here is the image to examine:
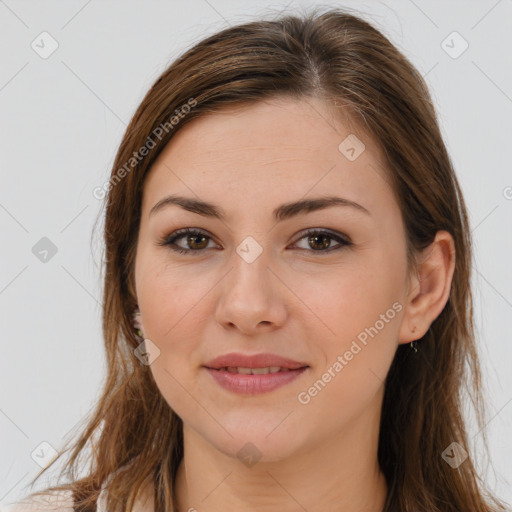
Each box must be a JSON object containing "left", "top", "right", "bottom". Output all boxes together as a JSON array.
[
  {"left": 309, "top": 234, "right": 329, "bottom": 250},
  {"left": 189, "top": 234, "right": 207, "bottom": 249}
]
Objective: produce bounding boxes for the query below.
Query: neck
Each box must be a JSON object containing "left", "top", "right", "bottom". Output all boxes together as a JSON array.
[{"left": 174, "top": 396, "right": 388, "bottom": 512}]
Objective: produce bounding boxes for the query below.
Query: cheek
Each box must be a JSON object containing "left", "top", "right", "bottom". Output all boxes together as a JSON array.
[
  {"left": 307, "top": 261, "right": 402, "bottom": 342},
  {"left": 136, "top": 257, "right": 221, "bottom": 382},
  {"left": 136, "top": 255, "right": 215, "bottom": 341},
  {"left": 138, "top": 262, "right": 210, "bottom": 415},
  {"left": 303, "top": 253, "right": 404, "bottom": 387},
  {"left": 296, "top": 269, "right": 401, "bottom": 427}
]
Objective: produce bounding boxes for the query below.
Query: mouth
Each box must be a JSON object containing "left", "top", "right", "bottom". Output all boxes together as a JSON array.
[
  {"left": 202, "top": 352, "right": 310, "bottom": 394},
  {"left": 203, "top": 362, "right": 309, "bottom": 394}
]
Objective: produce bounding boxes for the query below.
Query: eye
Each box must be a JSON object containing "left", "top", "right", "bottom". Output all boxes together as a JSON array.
[
  {"left": 157, "top": 228, "right": 352, "bottom": 255},
  {"left": 291, "top": 228, "right": 352, "bottom": 253},
  {"left": 157, "top": 228, "right": 217, "bottom": 255}
]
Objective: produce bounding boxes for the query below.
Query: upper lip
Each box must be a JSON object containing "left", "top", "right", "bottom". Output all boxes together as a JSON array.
[{"left": 203, "top": 352, "right": 309, "bottom": 370}]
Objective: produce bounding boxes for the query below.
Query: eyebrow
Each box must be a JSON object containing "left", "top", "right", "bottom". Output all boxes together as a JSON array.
[{"left": 149, "top": 194, "right": 370, "bottom": 221}]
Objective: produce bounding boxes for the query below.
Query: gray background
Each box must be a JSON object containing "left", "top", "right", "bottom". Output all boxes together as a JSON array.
[{"left": 1, "top": 0, "right": 511, "bottom": 508}]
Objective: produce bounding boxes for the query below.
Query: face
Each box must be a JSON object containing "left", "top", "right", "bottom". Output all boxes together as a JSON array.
[{"left": 134, "top": 96, "right": 410, "bottom": 461}]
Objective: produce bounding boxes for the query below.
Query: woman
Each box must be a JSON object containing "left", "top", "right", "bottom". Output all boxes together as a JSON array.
[{"left": 7, "top": 7, "right": 508, "bottom": 512}]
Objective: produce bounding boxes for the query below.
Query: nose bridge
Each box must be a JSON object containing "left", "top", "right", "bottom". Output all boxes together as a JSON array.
[
  {"left": 229, "top": 233, "right": 273, "bottom": 293},
  {"left": 214, "top": 233, "right": 287, "bottom": 332}
]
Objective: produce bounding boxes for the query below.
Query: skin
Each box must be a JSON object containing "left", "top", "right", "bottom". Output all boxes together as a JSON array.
[{"left": 134, "top": 96, "right": 455, "bottom": 512}]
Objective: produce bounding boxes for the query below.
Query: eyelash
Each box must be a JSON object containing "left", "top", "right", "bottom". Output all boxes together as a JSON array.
[{"left": 157, "top": 227, "right": 352, "bottom": 256}]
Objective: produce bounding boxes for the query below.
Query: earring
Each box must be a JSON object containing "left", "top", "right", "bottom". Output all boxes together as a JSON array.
[
  {"left": 133, "top": 308, "right": 143, "bottom": 339},
  {"left": 410, "top": 326, "right": 418, "bottom": 352}
]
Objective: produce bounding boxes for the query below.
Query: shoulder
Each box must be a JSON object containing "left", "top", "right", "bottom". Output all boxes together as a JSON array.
[
  {"left": 1, "top": 489, "right": 75, "bottom": 512},
  {"left": 97, "top": 482, "right": 154, "bottom": 512}
]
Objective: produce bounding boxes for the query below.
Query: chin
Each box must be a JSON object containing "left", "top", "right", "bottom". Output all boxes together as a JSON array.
[{"left": 196, "top": 419, "right": 310, "bottom": 464}]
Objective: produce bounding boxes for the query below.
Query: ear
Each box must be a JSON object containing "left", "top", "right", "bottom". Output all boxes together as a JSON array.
[{"left": 398, "top": 230, "right": 456, "bottom": 345}]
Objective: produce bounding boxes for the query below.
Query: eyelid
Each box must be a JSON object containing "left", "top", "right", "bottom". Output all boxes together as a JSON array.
[{"left": 291, "top": 227, "right": 352, "bottom": 245}]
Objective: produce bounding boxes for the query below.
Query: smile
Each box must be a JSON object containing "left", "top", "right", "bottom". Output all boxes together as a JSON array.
[{"left": 204, "top": 366, "right": 309, "bottom": 394}]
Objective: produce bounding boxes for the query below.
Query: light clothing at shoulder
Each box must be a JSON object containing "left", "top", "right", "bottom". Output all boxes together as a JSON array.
[
  {"left": 1, "top": 489, "right": 75, "bottom": 512},
  {"left": 2, "top": 483, "right": 153, "bottom": 512}
]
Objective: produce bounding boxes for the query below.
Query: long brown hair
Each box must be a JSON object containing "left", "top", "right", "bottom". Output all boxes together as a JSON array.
[{"left": 21, "top": 7, "right": 507, "bottom": 512}]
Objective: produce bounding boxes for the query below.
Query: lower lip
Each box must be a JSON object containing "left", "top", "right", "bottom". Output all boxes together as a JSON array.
[{"left": 204, "top": 367, "right": 308, "bottom": 394}]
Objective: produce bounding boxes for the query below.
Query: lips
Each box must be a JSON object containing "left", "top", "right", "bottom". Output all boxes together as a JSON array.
[{"left": 203, "top": 352, "right": 310, "bottom": 394}]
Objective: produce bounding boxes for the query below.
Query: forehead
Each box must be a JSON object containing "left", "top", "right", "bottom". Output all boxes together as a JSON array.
[{"left": 141, "top": 96, "right": 395, "bottom": 221}]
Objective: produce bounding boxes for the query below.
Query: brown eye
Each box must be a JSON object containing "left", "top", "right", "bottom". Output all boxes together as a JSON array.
[
  {"left": 183, "top": 232, "right": 209, "bottom": 250},
  {"left": 306, "top": 233, "right": 332, "bottom": 251},
  {"left": 293, "top": 229, "right": 352, "bottom": 254},
  {"left": 158, "top": 228, "right": 216, "bottom": 255}
]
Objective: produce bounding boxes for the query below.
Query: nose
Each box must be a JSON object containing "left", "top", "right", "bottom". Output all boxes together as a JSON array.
[{"left": 214, "top": 247, "right": 288, "bottom": 335}]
